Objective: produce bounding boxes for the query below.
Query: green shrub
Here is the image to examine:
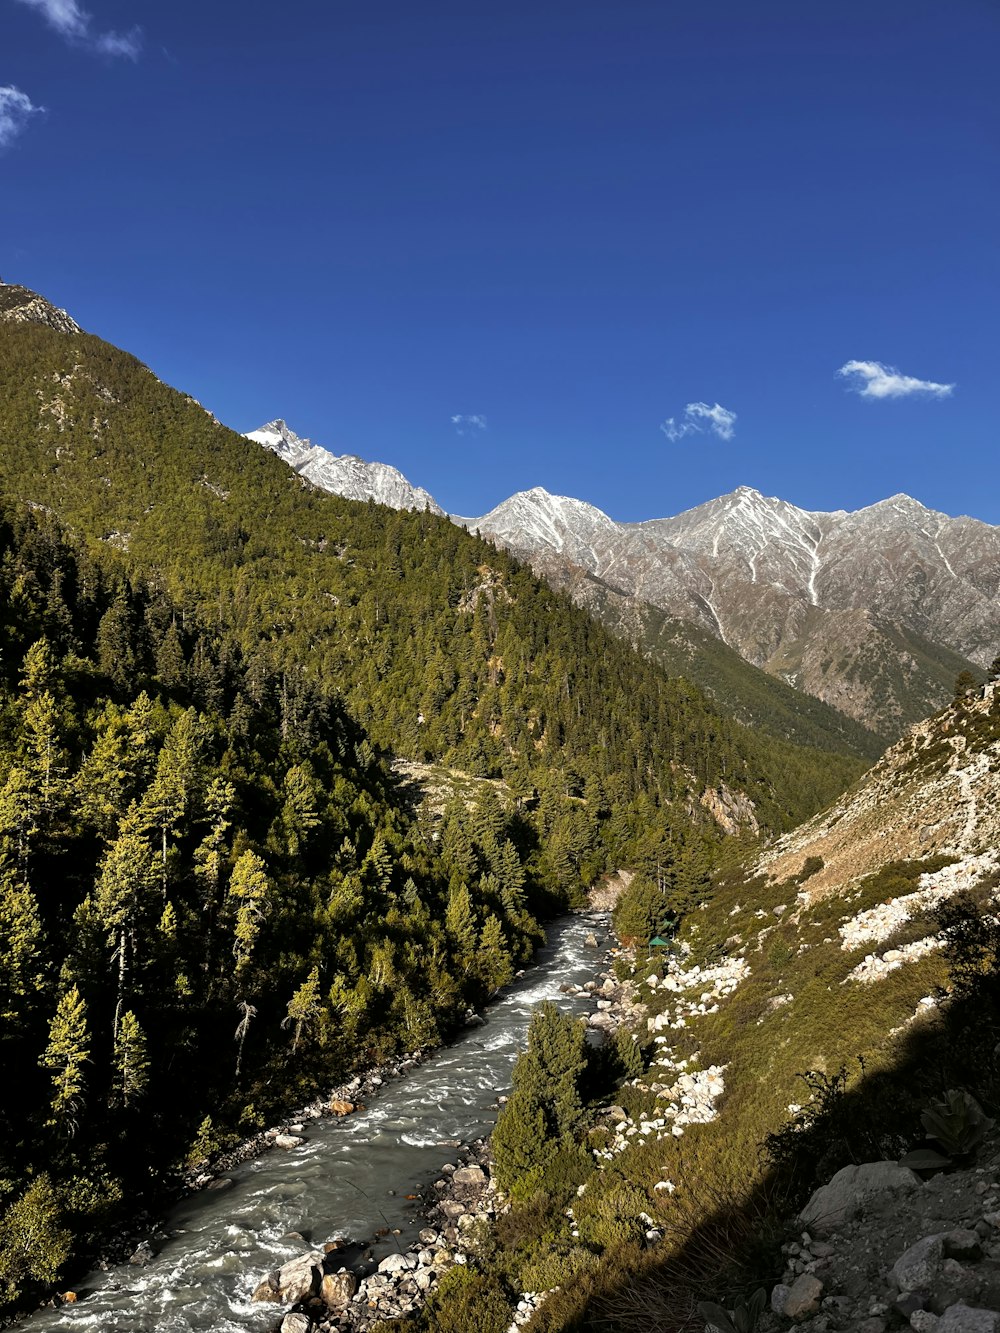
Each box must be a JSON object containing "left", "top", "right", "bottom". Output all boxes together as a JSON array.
[
  {"left": 422, "top": 1268, "right": 511, "bottom": 1333},
  {"left": 0, "top": 1175, "right": 72, "bottom": 1302}
]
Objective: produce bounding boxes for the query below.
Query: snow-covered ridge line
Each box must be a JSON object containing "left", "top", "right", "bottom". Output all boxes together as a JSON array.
[{"left": 245, "top": 419, "right": 444, "bottom": 515}]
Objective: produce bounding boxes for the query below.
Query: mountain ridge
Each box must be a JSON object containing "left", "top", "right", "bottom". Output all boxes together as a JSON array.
[{"left": 241, "top": 419, "right": 995, "bottom": 740}]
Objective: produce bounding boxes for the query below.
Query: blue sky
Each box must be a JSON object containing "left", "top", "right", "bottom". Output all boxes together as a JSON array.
[{"left": 2, "top": 0, "right": 997, "bottom": 522}]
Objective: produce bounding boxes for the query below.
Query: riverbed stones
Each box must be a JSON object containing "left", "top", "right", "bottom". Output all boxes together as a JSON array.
[
  {"left": 329, "top": 1099, "right": 355, "bottom": 1116},
  {"left": 452, "top": 1165, "right": 486, "bottom": 1187},
  {"left": 274, "top": 1133, "right": 305, "bottom": 1150},
  {"left": 280, "top": 1315, "right": 312, "bottom": 1333}
]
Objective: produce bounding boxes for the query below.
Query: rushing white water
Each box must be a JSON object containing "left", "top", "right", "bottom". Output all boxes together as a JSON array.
[{"left": 31, "top": 914, "right": 611, "bottom": 1332}]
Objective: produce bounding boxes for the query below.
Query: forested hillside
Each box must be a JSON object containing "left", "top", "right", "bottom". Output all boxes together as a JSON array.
[
  {"left": 0, "top": 292, "right": 863, "bottom": 843},
  {"left": 0, "top": 500, "right": 561, "bottom": 1307}
]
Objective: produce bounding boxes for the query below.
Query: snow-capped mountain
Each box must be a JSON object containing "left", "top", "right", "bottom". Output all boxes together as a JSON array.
[
  {"left": 453, "top": 487, "right": 619, "bottom": 569},
  {"left": 245, "top": 420, "right": 443, "bottom": 515},
  {"left": 457, "top": 484, "right": 1000, "bottom": 737}
]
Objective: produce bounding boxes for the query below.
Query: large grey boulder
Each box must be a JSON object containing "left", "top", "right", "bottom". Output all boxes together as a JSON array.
[
  {"left": 378, "top": 1252, "right": 417, "bottom": 1274},
  {"left": 280, "top": 1315, "right": 312, "bottom": 1333},
  {"left": 937, "top": 1305, "right": 1000, "bottom": 1333},
  {"left": 275, "top": 1251, "right": 322, "bottom": 1303},
  {"left": 800, "top": 1162, "right": 921, "bottom": 1236},
  {"left": 452, "top": 1165, "right": 486, "bottom": 1187}
]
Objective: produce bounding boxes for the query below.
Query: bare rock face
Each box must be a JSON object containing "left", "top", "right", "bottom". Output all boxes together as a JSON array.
[{"left": 0, "top": 282, "right": 82, "bottom": 335}]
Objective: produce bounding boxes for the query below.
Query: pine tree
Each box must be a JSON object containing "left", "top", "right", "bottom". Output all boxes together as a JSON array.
[
  {"left": 113, "top": 1010, "right": 149, "bottom": 1108},
  {"left": 0, "top": 873, "right": 44, "bottom": 1023},
  {"left": 491, "top": 1088, "right": 547, "bottom": 1195},
  {"left": 445, "top": 883, "right": 478, "bottom": 973},
  {"left": 512, "top": 1000, "right": 587, "bottom": 1140},
  {"left": 228, "top": 849, "right": 274, "bottom": 976},
  {"left": 476, "top": 914, "right": 514, "bottom": 995},
  {"left": 93, "top": 822, "right": 159, "bottom": 1036},
  {"left": 283, "top": 965, "right": 323, "bottom": 1053},
  {"left": 41, "top": 985, "right": 90, "bottom": 1128}
]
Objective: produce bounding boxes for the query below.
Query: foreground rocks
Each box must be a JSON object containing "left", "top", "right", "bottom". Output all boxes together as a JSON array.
[{"left": 766, "top": 1139, "right": 1000, "bottom": 1333}]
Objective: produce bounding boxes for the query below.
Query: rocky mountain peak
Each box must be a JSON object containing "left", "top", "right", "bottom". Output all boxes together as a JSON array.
[
  {"left": 0, "top": 281, "right": 82, "bottom": 335},
  {"left": 244, "top": 420, "right": 444, "bottom": 515}
]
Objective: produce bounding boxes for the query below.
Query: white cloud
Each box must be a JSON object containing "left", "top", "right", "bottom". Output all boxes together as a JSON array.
[
  {"left": 660, "top": 401, "right": 737, "bottom": 443},
  {"left": 0, "top": 86, "right": 43, "bottom": 148},
  {"left": 837, "top": 360, "right": 954, "bottom": 400},
  {"left": 14, "top": 0, "right": 141, "bottom": 57},
  {"left": 94, "top": 26, "right": 142, "bottom": 57},
  {"left": 451, "top": 414, "right": 487, "bottom": 436}
]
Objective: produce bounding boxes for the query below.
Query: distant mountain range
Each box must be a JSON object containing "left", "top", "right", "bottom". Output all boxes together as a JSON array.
[{"left": 243, "top": 421, "right": 997, "bottom": 741}]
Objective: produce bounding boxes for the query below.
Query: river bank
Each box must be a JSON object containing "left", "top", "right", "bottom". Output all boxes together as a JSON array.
[
  {"left": 26, "top": 912, "right": 619, "bottom": 1333},
  {"left": 249, "top": 914, "right": 643, "bottom": 1333}
]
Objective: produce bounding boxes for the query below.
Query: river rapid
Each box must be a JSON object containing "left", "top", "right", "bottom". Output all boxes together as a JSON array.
[{"left": 31, "top": 913, "right": 611, "bottom": 1333}]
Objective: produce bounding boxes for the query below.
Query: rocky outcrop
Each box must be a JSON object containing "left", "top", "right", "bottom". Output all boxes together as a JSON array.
[{"left": 0, "top": 282, "right": 82, "bottom": 335}]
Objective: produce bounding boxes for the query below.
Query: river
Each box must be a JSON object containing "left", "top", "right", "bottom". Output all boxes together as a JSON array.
[{"left": 30, "top": 913, "right": 611, "bottom": 1332}]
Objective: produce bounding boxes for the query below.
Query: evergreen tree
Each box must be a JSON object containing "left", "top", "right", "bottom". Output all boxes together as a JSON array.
[
  {"left": 283, "top": 965, "right": 323, "bottom": 1053},
  {"left": 511, "top": 1000, "right": 587, "bottom": 1140},
  {"left": 0, "top": 874, "right": 44, "bottom": 1022},
  {"left": 491, "top": 1089, "right": 547, "bottom": 1196},
  {"left": 228, "top": 850, "right": 274, "bottom": 977},
  {"left": 41, "top": 985, "right": 90, "bottom": 1128},
  {"left": 112, "top": 1010, "right": 149, "bottom": 1108}
]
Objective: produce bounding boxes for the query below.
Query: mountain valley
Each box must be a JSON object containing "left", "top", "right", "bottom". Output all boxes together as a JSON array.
[{"left": 2, "top": 280, "right": 999, "bottom": 1333}]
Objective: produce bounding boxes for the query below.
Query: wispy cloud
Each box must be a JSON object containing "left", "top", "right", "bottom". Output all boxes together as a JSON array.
[
  {"left": 451, "top": 414, "right": 487, "bottom": 437},
  {"left": 14, "top": 0, "right": 142, "bottom": 57},
  {"left": 660, "top": 401, "right": 737, "bottom": 443},
  {"left": 0, "top": 86, "right": 43, "bottom": 148},
  {"left": 837, "top": 360, "right": 954, "bottom": 400}
]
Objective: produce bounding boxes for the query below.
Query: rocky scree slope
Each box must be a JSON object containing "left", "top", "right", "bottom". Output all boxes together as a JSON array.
[{"left": 759, "top": 681, "right": 1000, "bottom": 904}]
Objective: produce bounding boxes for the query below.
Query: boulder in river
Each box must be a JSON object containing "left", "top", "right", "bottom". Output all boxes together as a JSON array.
[
  {"left": 274, "top": 1133, "right": 305, "bottom": 1150},
  {"left": 329, "top": 1099, "right": 355, "bottom": 1116},
  {"left": 251, "top": 1277, "right": 281, "bottom": 1304}
]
